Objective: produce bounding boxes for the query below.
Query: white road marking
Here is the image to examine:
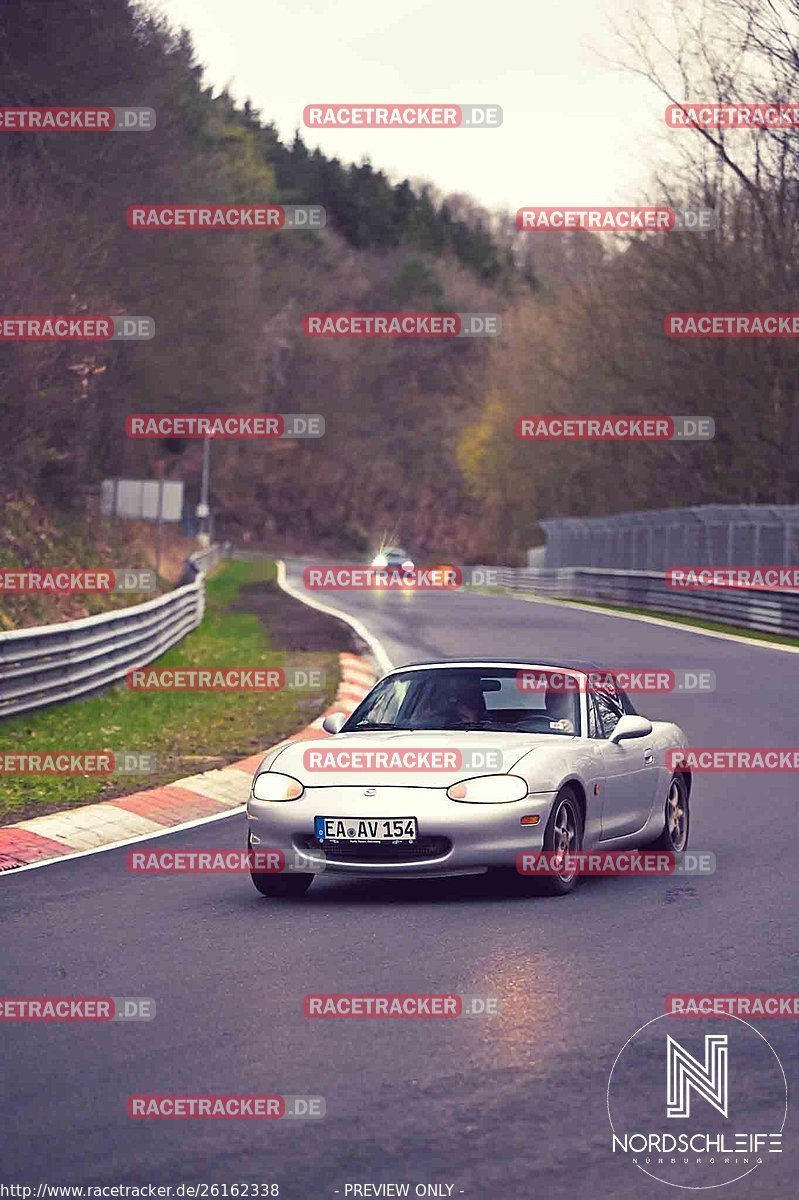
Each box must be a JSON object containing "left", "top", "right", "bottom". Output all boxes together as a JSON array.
[
  {"left": 504, "top": 590, "right": 799, "bottom": 655},
  {"left": 1, "top": 806, "right": 247, "bottom": 875},
  {"left": 276, "top": 559, "right": 394, "bottom": 674}
]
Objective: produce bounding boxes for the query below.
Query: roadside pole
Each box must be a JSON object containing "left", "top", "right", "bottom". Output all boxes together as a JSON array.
[{"left": 197, "top": 436, "right": 211, "bottom": 547}]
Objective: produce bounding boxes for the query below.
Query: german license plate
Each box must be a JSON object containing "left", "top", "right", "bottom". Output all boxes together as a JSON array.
[{"left": 314, "top": 816, "right": 417, "bottom": 842}]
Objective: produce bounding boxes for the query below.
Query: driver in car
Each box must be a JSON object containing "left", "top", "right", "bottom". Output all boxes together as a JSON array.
[
  {"left": 544, "top": 685, "right": 575, "bottom": 733},
  {"left": 413, "top": 677, "right": 486, "bottom": 727}
]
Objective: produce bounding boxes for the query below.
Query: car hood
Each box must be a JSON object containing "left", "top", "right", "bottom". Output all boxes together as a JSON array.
[{"left": 266, "top": 729, "right": 569, "bottom": 788}]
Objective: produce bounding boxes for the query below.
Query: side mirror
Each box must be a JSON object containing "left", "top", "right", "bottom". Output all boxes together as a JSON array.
[
  {"left": 609, "top": 715, "right": 653, "bottom": 744},
  {"left": 322, "top": 712, "right": 348, "bottom": 735}
]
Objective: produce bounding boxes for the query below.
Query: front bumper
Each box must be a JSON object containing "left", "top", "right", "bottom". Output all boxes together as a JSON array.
[{"left": 247, "top": 785, "right": 556, "bottom": 877}]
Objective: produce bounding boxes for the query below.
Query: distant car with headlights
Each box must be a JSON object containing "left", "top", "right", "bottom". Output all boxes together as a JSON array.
[
  {"left": 370, "top": 546, "right": 414, "bottom": 571},
  {"left": 246, "top": 660, "right": 691, "bottom": 898}
]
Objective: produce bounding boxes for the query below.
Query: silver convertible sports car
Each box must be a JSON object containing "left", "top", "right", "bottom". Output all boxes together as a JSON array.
[{"left": 246, "top": 659, "right": 691, "bottom": 898}]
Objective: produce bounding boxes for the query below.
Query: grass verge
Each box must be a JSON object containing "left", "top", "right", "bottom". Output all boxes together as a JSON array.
[{"left": 0, "top": 558, "right": 338, "bottom": 824}]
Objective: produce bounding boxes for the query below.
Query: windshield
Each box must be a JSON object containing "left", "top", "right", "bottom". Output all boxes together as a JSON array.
[{"left": 345, "top": 667, "right": 581, "bottom": 735}]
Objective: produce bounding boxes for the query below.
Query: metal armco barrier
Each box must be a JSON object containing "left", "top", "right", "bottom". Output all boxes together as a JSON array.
[
  {"left": 0, "top": 547, "right": 224, "bottom": 719},
  {"left": 476, "top": 566, "right": 799, "bottom": 638},
  {"left": 180, "top": 542, "right": 227, "bottom": 581}
]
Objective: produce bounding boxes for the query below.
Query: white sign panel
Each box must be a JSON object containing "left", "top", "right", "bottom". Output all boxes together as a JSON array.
[{"left": 101, "top": 479, "right": 184, "bottom": 523}]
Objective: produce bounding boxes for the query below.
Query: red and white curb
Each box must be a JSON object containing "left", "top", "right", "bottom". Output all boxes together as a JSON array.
[{"left": 0, "top": 652, "right": 377, "bottom": 874}]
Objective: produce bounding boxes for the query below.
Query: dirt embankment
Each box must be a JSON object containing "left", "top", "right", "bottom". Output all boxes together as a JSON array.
[{"left": 231, "top": 578, "right": 367, "bottom": 654}]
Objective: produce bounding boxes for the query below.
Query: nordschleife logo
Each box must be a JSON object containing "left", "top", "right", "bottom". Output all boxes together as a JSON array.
[{"left": 607, "top": 1013, "right": 786, "bottom": 1188}]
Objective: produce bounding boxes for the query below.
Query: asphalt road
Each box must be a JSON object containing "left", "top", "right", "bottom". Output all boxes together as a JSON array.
[{"left": 2, "top": 568, "right": 798, "bottom": 1197}]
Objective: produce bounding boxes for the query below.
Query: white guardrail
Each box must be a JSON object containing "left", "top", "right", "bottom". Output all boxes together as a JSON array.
[
  {"left": 0, "top": 545, "right": 225, "bottom": 719},
  {"left": 477, "top": 565, "right": 799, "bottom": 639}
]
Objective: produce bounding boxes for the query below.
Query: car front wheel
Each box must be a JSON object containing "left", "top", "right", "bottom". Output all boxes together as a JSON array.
[
  {"left": 646, "top": 774, "right": 690, "bottom": 853},
  {"left": 536, "top": 786, "right": 584, "bottom": 896},
  {"left": 249, "top": 835, "right": 314, "bottom": 898}
]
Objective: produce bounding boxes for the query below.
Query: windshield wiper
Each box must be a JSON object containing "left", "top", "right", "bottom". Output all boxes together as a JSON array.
[
  {"left": 436, "top": 720, "right": 494, "bottom": 731},
  {"left": 347, "top": 721, "right": 405, "bottom": 731}
]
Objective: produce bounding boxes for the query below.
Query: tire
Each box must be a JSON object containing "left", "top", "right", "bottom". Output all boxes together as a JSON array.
[
  {"left": 250, "top": 871, "right": 314, "bottom": 898},
  {"left": 535, "top": 786, "right": 584, "bottom": 896},
  {"left": 249, "top": 835, "right": 314, "bottom": 898},
  {"left": 646, "top": 774, "right": 690, "bottom": 853}
]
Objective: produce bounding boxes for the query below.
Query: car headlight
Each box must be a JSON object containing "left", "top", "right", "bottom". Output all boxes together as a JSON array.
[
  {"left": 401, "top": 559, "right": 414, "bottom": 571},
  {"left": 251, "top": 772, "right": 305, "bottom": 802},
  {"left": 447, "top": 775, "right": 528, "bottom": 803},
  {"left": 372, "top": 554, "right": 388, "bottom": 567}
]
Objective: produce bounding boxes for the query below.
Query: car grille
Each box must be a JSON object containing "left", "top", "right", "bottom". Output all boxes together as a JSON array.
[{"left": 296, "top": 836, "right": 451, "bottom": 864}]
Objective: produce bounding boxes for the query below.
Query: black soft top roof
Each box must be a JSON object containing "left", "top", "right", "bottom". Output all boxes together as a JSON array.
[{"left": 391, "top": 658, "right": 610, "bottom": 674}]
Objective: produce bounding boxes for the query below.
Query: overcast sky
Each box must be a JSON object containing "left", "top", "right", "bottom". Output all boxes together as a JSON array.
[{"left": 155, "top": 0, "right": 669, "bottom": 215}]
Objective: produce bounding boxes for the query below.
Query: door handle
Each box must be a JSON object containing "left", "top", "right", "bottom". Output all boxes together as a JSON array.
[{"left": 643, "top": 749, "right": 655, "bottom": 765}]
